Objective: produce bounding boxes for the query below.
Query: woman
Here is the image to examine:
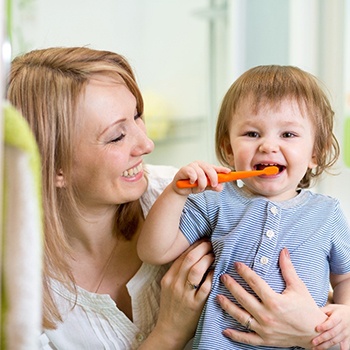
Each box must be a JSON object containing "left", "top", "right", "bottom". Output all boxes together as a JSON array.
[
  {"left": 7, "top": 47, "right": 339, "bottom": 349},
  {"left": 7, "top": 47, "right": 214, "bottom": 349}
]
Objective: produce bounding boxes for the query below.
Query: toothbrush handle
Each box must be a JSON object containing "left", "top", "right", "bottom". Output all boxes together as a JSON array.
[
  {"left": 175, "top": 168, "right": 278, "bottom": 189},
  {"left": 176, "top": 173, "right": 242, "bottom": 189}
]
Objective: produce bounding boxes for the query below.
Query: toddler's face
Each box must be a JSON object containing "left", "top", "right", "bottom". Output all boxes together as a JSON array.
[{"left": 224, "top": 97, "right": 317, "bottom": 201}]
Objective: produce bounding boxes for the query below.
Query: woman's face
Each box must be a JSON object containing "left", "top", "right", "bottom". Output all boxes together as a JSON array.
[{"left": 71, "top": 75, "right": 154, "bottom": 210}]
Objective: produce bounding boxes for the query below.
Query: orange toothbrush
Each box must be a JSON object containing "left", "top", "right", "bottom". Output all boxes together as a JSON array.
[{"left": 176, "top": 166, "right": 279, "bottom": 189}]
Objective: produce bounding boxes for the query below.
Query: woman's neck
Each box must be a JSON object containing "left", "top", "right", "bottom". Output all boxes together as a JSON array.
[{"left": 62, "top": 203, "right": 118, "bottom": 253}]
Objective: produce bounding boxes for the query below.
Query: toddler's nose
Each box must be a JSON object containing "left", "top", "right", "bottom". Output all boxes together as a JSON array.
[{"left": 259, "top": 140, "right": 279, "bottom": 153}]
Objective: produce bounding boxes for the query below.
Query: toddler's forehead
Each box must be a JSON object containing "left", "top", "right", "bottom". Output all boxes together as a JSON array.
[{"left": 236, "top": 94, "right": 310, "bottom": 116}]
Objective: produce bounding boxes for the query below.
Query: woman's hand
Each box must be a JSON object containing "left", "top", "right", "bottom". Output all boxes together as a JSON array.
[
  {"left": 140, "top": 240, "right": 214, "bottom": 349},
  {"left": 216, "top": 248, "right": 328, "bottom": 348}
]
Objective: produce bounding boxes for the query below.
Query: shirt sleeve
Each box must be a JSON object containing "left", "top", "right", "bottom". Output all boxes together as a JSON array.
[
  {"left": 39, "top": 333, "right": 58, "bottom": 350},
  {"left": 179, "top": 192, "right": 213, "bottom": 244},
  {"left": 330, "top": 200, "right": 350, "bottom": 275}
]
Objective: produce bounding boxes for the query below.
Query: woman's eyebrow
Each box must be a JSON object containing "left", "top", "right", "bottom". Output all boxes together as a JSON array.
[{"left": 99, "top": 118, "right": 126, "bottom": 137}]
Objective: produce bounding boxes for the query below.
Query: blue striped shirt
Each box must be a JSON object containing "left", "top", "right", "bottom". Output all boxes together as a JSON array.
[{"left": 179, "top": 182, "right": 350, "bottom": 350}]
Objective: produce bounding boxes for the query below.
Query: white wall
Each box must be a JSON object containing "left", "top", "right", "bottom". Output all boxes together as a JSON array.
[
  {"left": 292, "top": 0, "right": 350, "bottom": 221},
  {"left": 226, "top": 0, "right": 350, "bottom": 220},
  {"left": 316, "top": 0, "right": 350, "bottom": 221},
  {"left": 11, "top": 0, "right": 208, "bottom": 120},
  {"left": 9, "top": 0, "right": 350, "bottom": 218},
  {"left": 11, "top": 0, "right": 214, "bottom": 166}
]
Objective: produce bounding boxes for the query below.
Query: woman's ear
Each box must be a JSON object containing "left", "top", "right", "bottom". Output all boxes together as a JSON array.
[
  {"left": 55, "top": 169, "right": 66, "bottom": 188},
  {"left": 222, "top": 139, "right": 234, "bottom": 166}
]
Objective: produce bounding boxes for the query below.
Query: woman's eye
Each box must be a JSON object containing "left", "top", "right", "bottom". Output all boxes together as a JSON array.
[
  {"left": 110, "top": 133, "right": 125, "bottom": 143},
  {"left": 134, "top": 113, "right": 142, "bottom": 121}
]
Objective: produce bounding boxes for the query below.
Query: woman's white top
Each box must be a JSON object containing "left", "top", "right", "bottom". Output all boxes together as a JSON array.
[{"left": 39, "top": 165, "right": 178, "bottom": 350}]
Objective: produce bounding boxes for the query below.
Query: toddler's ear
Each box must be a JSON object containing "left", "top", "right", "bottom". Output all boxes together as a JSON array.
[
  {"left": 55, "top": 169, "right": 66, "bottom": 188},
  {"left": 308, "top": 153, "right": 318, "bottom": 169}
]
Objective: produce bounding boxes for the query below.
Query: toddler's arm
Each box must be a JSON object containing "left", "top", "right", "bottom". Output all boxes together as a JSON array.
[{"left": 137, "top": 161, "right": 230, "bottom": 265}]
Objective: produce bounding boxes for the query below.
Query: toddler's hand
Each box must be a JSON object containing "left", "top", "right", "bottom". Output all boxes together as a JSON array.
[
  {"left": 311, "top": 304, "right": 350, "bottom": 350},
  {"left": 172, "top": 161, "right": 231, "bottom": 194}
]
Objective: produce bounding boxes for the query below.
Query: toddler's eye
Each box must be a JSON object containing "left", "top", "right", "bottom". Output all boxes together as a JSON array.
[
  {"left": 246, "top": 131, "right": 259, "bottom": 138},
  {"left": 282, "top": 132, "right": 296, "bottom": 138}
]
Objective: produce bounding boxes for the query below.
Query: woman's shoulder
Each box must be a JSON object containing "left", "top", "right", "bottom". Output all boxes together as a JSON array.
[
  {"left": 145, "top": 164, "right": 178, "bottom": 184},
  {"left": 141, "top": 164, "right": 178, "bottom": 216}
]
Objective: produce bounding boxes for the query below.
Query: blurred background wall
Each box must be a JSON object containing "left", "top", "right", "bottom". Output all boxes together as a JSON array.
[{"left": 4, "top": 0, "right": 350, "bottom": 219}]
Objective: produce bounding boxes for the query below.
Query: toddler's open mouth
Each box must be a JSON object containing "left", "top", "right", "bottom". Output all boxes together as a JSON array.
[{"left": 254, "top": 163, "right": 285, "bottom": 174}]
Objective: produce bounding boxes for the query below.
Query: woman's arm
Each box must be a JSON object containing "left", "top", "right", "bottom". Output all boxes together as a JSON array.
[
  {"left": 139, "top": 240, "right": 214, "bottom": 350},
  {"left": 216, "top": 248, "right": 328, "bottom": 349}
]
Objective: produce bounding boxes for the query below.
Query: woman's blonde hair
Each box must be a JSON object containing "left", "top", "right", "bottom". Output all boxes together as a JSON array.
[
  {"left": 7, "top": 47, "right": 144, "bottom": 328},
  {"left": 215, "top": 65, "right": 340, "bottom": 188}
]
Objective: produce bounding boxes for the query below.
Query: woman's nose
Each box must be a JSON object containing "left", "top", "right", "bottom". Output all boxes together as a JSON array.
[
  {"left": 133, "top": 128, "right": 155, "bottom": 156},
  {"left": 143, "top": 134, "right": 155, "bottom": 155}
]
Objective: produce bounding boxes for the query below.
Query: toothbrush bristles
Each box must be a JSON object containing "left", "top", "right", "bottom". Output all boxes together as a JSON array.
[{"left": 264, "top": 166, "right": 279, "bottom": 175}]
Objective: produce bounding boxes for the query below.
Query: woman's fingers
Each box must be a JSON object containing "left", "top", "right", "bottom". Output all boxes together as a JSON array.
[
  {"left": 186, "top": 255, "right": 214, "bottom": 290},
  {"left": 179, "top": 240, "right": 214, "bottom": 301},
  {"left": 233, "top": 249, "right": 307, "bottom": 303},
  {"left": 220, "top": 272, "right": 263, "bottom": 313},
  {"left": 279, "top": 248, "right": 308, "bottom": 293},
  {"left": 176, "top": 240, "right": 213, "bottom": 273},
  {"left": 163, "top": 239, "right": 214, "bottom": 296},
  {"left": 233, "top": 261, "right": 277, "bottom": 305},
  {"left": 169, "top": 240, "right": 211, "bottom": 271},
  {"left": 216, "top": 293, "right": 257, "bottom": 332},
  {"left": 222, "top": 327, "right": 263, "bottom": 346}
]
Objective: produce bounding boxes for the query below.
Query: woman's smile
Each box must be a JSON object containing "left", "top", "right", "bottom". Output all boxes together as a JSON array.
[{"left": 122, "top": 163, "right": 144, "bottom": 178}]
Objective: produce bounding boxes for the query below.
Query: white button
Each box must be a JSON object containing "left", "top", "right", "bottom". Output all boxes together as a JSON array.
[
  {"left": 260, "top": 256, "right": 269, "bottom": 265},
  {"left": 266, "top": 229, "right": 275, "bottom": 238},
  {"left": 136, "top": 333, "right": 145, "bottom": 342},
  {"left": 270, "top": 206, "right": 278, "bottom": 215}
]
